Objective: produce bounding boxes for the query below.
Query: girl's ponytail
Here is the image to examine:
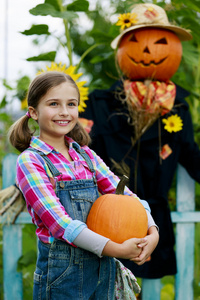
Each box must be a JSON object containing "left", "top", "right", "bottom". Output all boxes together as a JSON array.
[
  {"left": 8, "top": 114, "right": 34, "bottom": 153},
  {"left": 68, "top": 120, "right": 91, "bottom": 146}
]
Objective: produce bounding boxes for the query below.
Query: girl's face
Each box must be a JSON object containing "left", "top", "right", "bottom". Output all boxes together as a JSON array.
[{"left": 29, "top": 81, "right": 79, "bottom": 143}]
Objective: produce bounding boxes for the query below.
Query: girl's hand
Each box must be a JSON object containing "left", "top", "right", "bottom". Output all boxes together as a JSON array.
[
  {"left": 102, "top": 237, "right": 148, "bottom": 259},
  {"left": 131, "top": 226, "right": 159, "bottom": 265},
  {"left": 119, "top": 237, "right": 148, "bottom": 259},
  {"left": 102, "top": 226, "right": 158, "bottom": 263}
]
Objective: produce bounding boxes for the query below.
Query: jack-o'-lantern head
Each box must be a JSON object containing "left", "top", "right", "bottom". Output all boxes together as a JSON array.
[
  {"left": 116, "top": 27, "right": 182, "bottom": 81},
  {"left": 111, "top": 3, "right": 192, "bottom": 81}
]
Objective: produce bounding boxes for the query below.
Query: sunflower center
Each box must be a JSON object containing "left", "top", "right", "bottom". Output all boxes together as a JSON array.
[
  {"left": 124, "top": 19, "right": 130, "bottom": 23},
  {"left": 169, "top": 122, "right": 175, "bottom": 127}
]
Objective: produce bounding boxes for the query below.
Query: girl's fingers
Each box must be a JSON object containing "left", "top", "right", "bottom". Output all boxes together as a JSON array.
[{"left": 137, "top": 240, "right": 148, "bottom": 248}]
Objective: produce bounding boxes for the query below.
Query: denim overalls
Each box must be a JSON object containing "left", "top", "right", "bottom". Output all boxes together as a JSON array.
[{"left": 31, "top": 145, "right": 116, "bottom": 300}]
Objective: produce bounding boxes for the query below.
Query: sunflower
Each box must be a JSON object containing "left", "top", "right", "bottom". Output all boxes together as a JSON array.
[
  {"left": 21, "top": 97, "right": 28, "bottom": 110},
  {"left": 37, "top": 62, "right": 89, "bottom": 113},
  {"left": 116, "top": 13, "right": 138, "bottom": 30},
  {"left": 162, "top": 114, "right": 183, "bottom": 133}
]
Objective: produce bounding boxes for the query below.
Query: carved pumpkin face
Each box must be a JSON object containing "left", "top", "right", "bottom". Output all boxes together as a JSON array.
[{"left": 116, "top": 27, "right": 182, "bottom": 81}]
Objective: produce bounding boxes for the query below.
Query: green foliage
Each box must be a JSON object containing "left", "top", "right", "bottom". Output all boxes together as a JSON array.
[
  {"left": 17, "top": 225, "right": 37, "bottom": 300},
  {"left": 21, "top": 24, "right": 51, "bottom": 36},
  {"left": 45, "top": 0, "right": 61, "bottom": 11},
  {"left": 0, "top": 97, "right": 7, "bottom": 110},
  {"left": 16, "top": 76, "right": 31, "bottom": 101},
  {"left": 17, "top": 249, "right": 37, "bottom": 272},
  {"left": 27, "top": 51, "right": 57, "bottom": 62},
  {"left": 30, "top": 3, "right": 78, "bottom": 19},
  {"left": 161, "top": 277, "right": 175, "bottom": 300},
  {"left": 0, "top": 113, "right": 16, "bottom": 176},
  {"left": 67, "top": 0, "right": 89, "bottom": 12}
]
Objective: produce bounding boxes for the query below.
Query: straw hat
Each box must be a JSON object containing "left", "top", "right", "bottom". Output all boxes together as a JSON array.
[{"left": 111, "top": 3, "right": 192, "bottom": 49}]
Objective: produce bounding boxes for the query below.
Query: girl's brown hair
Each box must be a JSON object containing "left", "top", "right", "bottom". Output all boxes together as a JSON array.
[{"left": 8, "top": 71, "right": 90, "bottom": 152}]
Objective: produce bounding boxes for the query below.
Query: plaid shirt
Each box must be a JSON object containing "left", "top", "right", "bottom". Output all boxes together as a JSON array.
[{"left": 16, "top": 136, "right": 141, "bottom": 245}]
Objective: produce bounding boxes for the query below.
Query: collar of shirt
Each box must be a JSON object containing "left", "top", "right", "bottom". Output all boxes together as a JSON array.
[{"left": 30, "top": 136, "right": 81, "bottom": 156}]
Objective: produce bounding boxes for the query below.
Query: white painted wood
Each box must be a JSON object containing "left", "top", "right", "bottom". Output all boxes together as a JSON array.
[
  {"left": 15, "top": 211, "right": 32, "bottom": 224},
  {"left": 2, "top": 154, "right": 18, "bottom": 189},
  {"left": 171, "top": 211, "right": 200, "bottom": 223},
  {"left": 3, "top": 225, "right": 23, "bottom": 300},
  {"left": 175, "top": 223, "right": 194, "bottom": 300},
  {"left": 142, "top": 279, "right": 161, "bottom": 300},
  {"left": 2, "top": 154, "right": 23, "bottom": 300},
  {"left": 175, "top": 164, "right": 195, "bottom": 300}
]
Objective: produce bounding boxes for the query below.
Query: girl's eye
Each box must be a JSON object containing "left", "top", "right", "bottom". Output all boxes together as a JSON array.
[
  {"left": 50, "top": 102, "right": 58, "bottom": 106},
  {"left": 68, "top": 102, "right": 78, "bottom": 107}
]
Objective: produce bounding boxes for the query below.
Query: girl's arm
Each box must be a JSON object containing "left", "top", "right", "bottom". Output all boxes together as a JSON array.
[
  {"left": 74, "top": 227, "right": 147, "bottom": 259},
  {"left": 101, "top": 225, "right": 159, "bottom": 262},
  {"left": 17, "top": 151, "right": 87, "bottom": 244}
]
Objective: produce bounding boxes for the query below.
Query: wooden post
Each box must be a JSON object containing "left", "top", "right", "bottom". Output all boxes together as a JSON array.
[
  {"left": 2, "top": 154, "right": 23, "bottom": 300},
  {"left": 142, "top": 278, "right": 161, "bottom": 300},
  {"left": 175, "top": 164, "right": 195, "bottom": 300}
]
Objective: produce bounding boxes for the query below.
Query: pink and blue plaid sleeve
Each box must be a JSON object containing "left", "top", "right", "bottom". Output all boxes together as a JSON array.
[{"left": 16, "top": 151, "right": 86, "bottom": 244}]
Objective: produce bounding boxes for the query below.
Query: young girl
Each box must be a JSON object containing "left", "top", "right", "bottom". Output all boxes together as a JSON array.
[{"left": 9, "top": 71, "right": 159, "bottom": 300}]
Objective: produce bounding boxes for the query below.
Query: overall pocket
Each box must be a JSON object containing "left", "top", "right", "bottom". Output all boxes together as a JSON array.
[
  {"left": 33, "top": 267, "right": 43, "bottom": 300},
  {"left": 69, "top": 187, "right": 97, "bottom": 222}
]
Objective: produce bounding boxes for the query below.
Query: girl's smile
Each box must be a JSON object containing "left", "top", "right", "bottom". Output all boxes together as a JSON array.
[{"left": 54, "top": 120, "right": 70, "bottom": 125}]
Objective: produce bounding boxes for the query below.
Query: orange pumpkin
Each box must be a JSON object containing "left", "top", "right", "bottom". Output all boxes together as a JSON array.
[
  {"left": 116, "top": 27, "right": 182, "bottom": 81},
  {"left": 86, "top": 175, "right": 148, "bottom": 243}
]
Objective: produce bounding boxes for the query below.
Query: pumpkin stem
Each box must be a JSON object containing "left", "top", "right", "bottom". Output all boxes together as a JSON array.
[{"left": 116, "top": 175, "right": 129, "bottom": 195}]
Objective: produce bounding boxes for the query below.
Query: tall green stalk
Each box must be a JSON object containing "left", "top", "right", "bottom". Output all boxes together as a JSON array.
[
  {"left": 190, "top": 43, "right": 200, "bottom": 125},
  {"left": 57, "top": 0, "right": 73, "bottom": 65}
]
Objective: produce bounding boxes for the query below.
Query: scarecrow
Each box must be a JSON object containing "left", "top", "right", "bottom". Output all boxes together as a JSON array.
[{"left": 80, "top": 3, "right": 200, "bottom": 279}]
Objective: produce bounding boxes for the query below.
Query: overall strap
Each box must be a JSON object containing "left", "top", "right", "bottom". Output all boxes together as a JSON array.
[
  {"left": 72, "top": 143, "right": 95, "bottom": 174},
  {"left": 27, "top": 148, "right": 61, "bottom": 178}
]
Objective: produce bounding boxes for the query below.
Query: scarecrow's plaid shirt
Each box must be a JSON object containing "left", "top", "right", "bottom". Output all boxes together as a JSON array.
[{"left": 16, "top": 136, "right": 150, "bottom": 245}]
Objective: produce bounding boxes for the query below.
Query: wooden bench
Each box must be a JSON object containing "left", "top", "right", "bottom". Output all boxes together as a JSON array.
[{"left": 1, "top": 153, "right": 200, "bottom": 300}]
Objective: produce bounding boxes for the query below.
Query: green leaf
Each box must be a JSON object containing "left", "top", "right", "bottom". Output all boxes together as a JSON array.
[
  {"left": 17, "top": 76, "right": 30, "bottom": 90},
  {"left": 181, "top": 17, "right": 200, "bottom": 42},
  {"left": 67, "top": 0, "right": 89, "bottom": 12},
  {"left": 45, "top": 0, "right": 61, "bottom": 11},
  {"left": 26, "top": 51, "right": 56, "bottom": 62},
  {"left": 182, "top": 42, "right": 199, "bottom": 66},
  {"left": 21, "top": 24, "right": 50, "bottom": 36},
  {"left": 0, "top": 96, "right": 7, "bottom": 109},
  {"left": 90, "top": 52, "right": 113, "bottom": 63},
  {"left": 178, "top": 0, "right": 200, "bottom": 13},
  {"left": 2, "top": 79, "right": 13, "bottom": 90},
  {"left": 90, "top": 29, "right": 114, "bottom": 44},
  {"left": 30, "top": 3, "right": 78, "bottom": 20},
  {"left": 16, "top": 76, "right": 30, "bottom": 100},
  {"left": 17, "top": 250, "right": 37, "bottom": 271}
]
